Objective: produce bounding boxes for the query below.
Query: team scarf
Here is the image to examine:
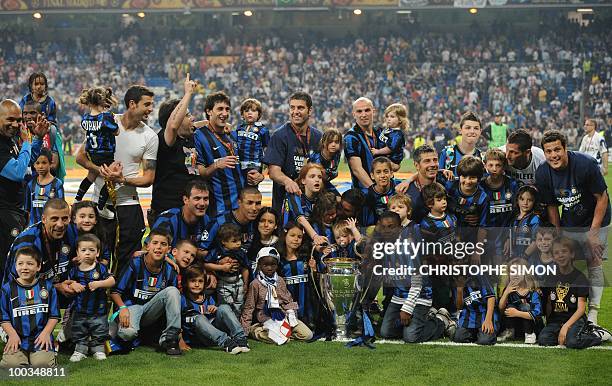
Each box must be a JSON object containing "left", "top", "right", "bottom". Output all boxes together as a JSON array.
[{"left": 257, "top": 271, "right": 285, "bottom": 321}]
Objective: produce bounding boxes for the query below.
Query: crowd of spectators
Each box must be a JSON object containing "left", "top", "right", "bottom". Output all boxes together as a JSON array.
[{"left": 0, "top": 15, "right": 610, "bottom": 152}]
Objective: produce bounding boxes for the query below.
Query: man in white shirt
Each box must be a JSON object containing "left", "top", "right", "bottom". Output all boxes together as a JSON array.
[
  {"left": 78, "top": 85, "right": 158, "bottom": 272},
  {"left": 579, "top": 118, "right": 608, "bottom": 176},
  {"left": 499, "top": 128, "right": 546, "bottom": 186}
]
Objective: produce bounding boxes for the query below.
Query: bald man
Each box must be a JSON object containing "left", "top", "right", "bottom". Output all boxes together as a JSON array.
[
  {"left": 343, "top": 97, "right": 385, "bottom": 193},
  {"left": 0, "top": 100, "right": 35, "bottom": 272}
]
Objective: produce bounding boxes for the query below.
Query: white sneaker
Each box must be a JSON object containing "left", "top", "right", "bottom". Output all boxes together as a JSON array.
[
  {"left": 497, "top": 328, "right": 514, "bottom": 342},
  {"left": 0, "top": 329, "right": 7, "bottom": 343},
  {"left": 588, "top": 309, "right": 598, "bottom": 326},
  {"left": 524, "top": 333, "right": 537, "bottom": 344},
  {"left": 69, "top": 351, "right": 87, "bottom": 362},
  {"left": 591, "top": 325, "right": 612, "bottom": 342},
  {"left": 93, "top": 352, "right": 107, "bottom": 360}
]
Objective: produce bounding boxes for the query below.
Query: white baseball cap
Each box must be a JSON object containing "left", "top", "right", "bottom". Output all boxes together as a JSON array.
[{"left": 256, "top": 247, "right": 280, "bottom": 266}]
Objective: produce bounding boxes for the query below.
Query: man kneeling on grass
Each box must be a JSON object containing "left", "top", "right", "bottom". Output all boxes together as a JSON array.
[{"left": 110, "top": 229, "right": 182, "bottom": 355}]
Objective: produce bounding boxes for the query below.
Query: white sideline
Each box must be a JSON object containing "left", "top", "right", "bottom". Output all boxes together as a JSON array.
[{"left": 334, "top": 338, "right": 612, "bottom": 350}]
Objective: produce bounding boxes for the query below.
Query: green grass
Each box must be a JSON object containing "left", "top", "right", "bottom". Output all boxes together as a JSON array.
[
  {"left": 37, "top": 155, "right": 610, "bottom": 385},
  {"left": 3, "top": 340, "right": 612, "bottom": 386}
]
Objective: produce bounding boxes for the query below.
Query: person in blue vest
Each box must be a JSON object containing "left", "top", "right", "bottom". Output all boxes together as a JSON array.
[{"left": 263, "top": 92, "right": 322, "bottom": 213}]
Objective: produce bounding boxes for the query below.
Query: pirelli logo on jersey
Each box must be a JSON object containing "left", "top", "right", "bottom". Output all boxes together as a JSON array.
[
  {"left": 490, "top": 203, "right": 513, "bottom": 214},
  {"left": 237, "top": 130, "right": 260, "bottom": 141},
  {"left": 285, "top": 274, "right": 308, "bottom": 285},
  {"left": 185, "top": 315, "right": 197, "bottom": 324},
  {"left": 464, "top": 290, "right": 482, "bottom": 306},
  {"left": 134, "top": 288, "right": 159, "bottom": 300},
  {"left": 13, "top": 304, "right": 48, "bottom": 317}
]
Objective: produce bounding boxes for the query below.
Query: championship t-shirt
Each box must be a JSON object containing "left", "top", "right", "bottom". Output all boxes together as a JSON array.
[
  {"left": 499, "top": 145, "right": 546, "bottom": 186},
  {"left": 535, "top": 151, "right": 611, "bottom": 228},
  {"left": 547, "top": 268, "right": 589, "bottom": 324},
  {"left": 263, "top": 122, "right": 322, "bottom": 211}
]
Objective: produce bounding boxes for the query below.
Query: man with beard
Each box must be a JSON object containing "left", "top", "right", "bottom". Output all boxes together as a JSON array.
[
  {"left": 3, "top": 199, "right": 78, "bottom": 299},
  {"left": 536, "top": 130, "right": 610, "bottom": 325},
  {"left": 79, "top": 85, "right": 158, "bottom": 273},
  {"left": 344, "top": 97, "right": 384, "bottom": 193},
  {"left": 150, "top": 75, "right": 201, "bottom": 225},
  {"left": 149, "top": 178, "right": 214, "bottom": 259},
  {"left": 499, "top": 129, "right": 545, "bottom": 186},
  {"left": 195, "top": 91, "right": 244, "bottom": 218},
  {"left": 263, "top": 92, "right": 322, "bottom": 213},
  {"left": 0, "top": 99, "right": 49, "bottom": 273}
]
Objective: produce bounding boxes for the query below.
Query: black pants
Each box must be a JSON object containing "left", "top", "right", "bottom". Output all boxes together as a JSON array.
[
  {"left": 116, "top": 205, "right": 145, "bottom": 274},
  {"left": 0, "top": 209, "right": 26, "bottom": 280},
  {"left": 506, "top": 316, "right": 536, "bottom": 335}
]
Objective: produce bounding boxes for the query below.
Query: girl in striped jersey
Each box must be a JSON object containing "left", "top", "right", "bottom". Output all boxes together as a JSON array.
[
  {"left": 276, "top": 222, "right": 314, "bottom": 327},
  {"left": 310, "top": 129, "right": 342, "bottom": 196},
  {"left": 24, "top": 149, "right": 64, "bottom": 226},
  {"left": 505, "top": 185, "right": 541, "bottom": 260},
  {"left": 281, "top": 163, "right": 328, "bottom": 246}
]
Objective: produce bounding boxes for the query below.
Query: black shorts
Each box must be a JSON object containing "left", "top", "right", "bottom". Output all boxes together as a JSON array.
[{"left": 88, "top": 153, "right": 115, "bottom": 167}]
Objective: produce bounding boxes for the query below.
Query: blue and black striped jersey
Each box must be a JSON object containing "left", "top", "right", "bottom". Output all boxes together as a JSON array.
[
  {"left": 232, "top": 122, "right": 270, "bottom": 173},
  {"left": 378, "top": 128, "right": 405, "bottom": 165},
  {"left": 458, "top": 275, "right": 498, "bottom": 330},
  {"left": 278, "top": 258, "right": 311, "bottom": 322},
  {"left": 20, "top": 94, "right": 57, "bottom": 124},
  {"left": 112, "top": 255, "right": 178, "bottom": 306},
  {"left": 194, "top": 126, "right": 245, "bottom": 218},
  {"left": 510, "top": 213, "right": 541, "bottom": 258},
  {"left": 24, "top": 177, "right": 64, "bottom": 226},
  {"left": 419, "top": 213, "right": 457, "bottom": 244},
  {"left": 505, "top": 290, "right": 542, "bottom": 320},
  {"left": 180, "top": 294, "right": 215, "bottom": 344},
  {"left": 479, "top": 175, "right": 519, "bottom": 228},
  {"left": 309, "top": 150, "right": 341, "bottom": 196},
  {"left": 68, "top": 263, "right": 112, "bottom": 315},
  {"left": 343, "top": 125, "right": 384, "bottom": 191},
  {"left": 0, "top": 278, "right": 60, "bottom": 351},
  {"left": 363, "top": 179, "right": 398, "bottom": 226},
  {"left": 149, "top": 208, "right": 214, "bottom": 250},
  {"left": 4, "top": 222, "right": 77, "bottom": 284},
  {"left": 81, "top": 112, "right": 119, "bottom": 157},
  {"left": 281, "top": 192, "right": 316, "bottom": 227}
]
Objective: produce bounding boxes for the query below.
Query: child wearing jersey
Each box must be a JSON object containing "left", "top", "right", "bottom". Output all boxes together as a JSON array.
[
  {"left": 180, "top": 264, "right": 249, "bottom": 354},
  {"left": 25, "top": 149, "right": 64, "bottom": 225},
  {"left": 439, "top": 111, "right": 483, "bottom": 177},
  {"left": 310, "top": 129, "right": 342, "bottom": 196},
  {"left": 75, "top": 86, "right": 119, "bottom": 211},
  {"left": 233, "top": 98, "right": 270, "bottom": 182},
  {"left": 1, "top": 247, "right": 59, "bottom": 367},
  {"left": 372, "top": 103, "right": 407, "bottom": 171},
  {"left": 506, "top": 185, "right": 541, "bottom": 260},
  {"left": 67, "top": 234, "right": 115, "bottom": 362}
]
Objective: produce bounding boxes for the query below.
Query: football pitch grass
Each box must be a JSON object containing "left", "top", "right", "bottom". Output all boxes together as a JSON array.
[{"left": 3, "top": 156, "right": 610, "bottom": 385}]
